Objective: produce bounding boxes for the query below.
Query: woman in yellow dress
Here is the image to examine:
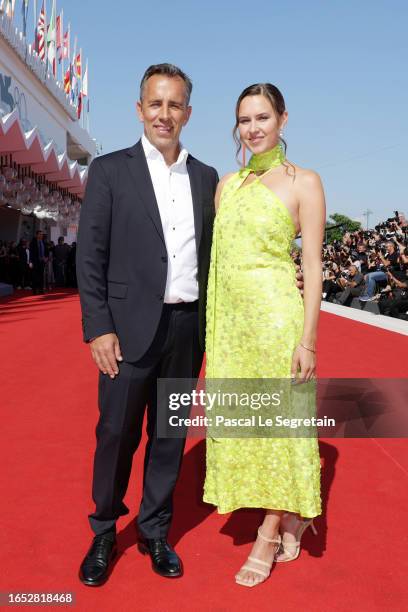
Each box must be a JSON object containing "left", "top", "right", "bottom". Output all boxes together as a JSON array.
[{"left": 204, "top": 83, "right": 326, "bottom": 587}]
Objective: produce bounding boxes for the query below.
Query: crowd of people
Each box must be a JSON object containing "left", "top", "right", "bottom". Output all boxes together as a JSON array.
[
  {"left": 0, "top": 232, "right": 77, "bottom": 293},
  {"left": 1, "top": 212, "right": 408, "bottom": 320},
  {"left": 293, "top": 210, "right": 408, "bottom": 320}
]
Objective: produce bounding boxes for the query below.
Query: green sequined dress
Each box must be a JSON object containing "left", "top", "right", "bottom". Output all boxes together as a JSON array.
[{"left": 203, "top": 162, "right": 322, "bottom": 518}]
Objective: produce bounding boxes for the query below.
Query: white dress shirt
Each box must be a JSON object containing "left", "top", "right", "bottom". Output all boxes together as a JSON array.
[{"left": 142, "top": 134, "right": 198, "bottom": 303}]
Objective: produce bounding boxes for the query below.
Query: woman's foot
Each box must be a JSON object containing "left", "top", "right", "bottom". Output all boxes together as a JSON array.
[
  {"left": 235, "top": 527, "right": 281, "bottom": 588},
  {"left": 275, "top": 512, "right": 317, "bottom": 562}
]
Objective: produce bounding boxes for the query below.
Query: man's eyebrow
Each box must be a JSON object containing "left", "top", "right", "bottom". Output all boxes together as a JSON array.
[{"left": 147, "top": 98, "right": 184, "bottom": 105}]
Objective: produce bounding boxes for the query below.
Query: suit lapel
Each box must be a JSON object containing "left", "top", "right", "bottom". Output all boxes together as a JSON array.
[
  {"left": 187, "top": 156, "right": 203, "bottom": 255},
  {"left": 126, "top": 140, "right": 165, "bottom": 245}
]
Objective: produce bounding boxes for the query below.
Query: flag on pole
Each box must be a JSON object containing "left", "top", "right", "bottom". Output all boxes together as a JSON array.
[
  {"left": 82, "top": 58, "right": 88, "bottom": 97},
  {"left": 22, "top": 0, "right": 29, "bottom": 36},
  {"left": 71, "top": 63, "right": 77, "bottom": 103},
  {"left": 70, "top": 36, "right": 78, "bottom": 104},
  {"left": 77, "top": 92, "right": 82, "bottom": 119},
  {"left": 56, "top": 11, "right": 62, "bottom": 61},
  {"left": 47, "top": 0, "right": 57, "bottom": 76},
  {"left": 75, "top": 51, "right": 81, "bottom": 78},
  {"left": 36, "top": 1, "right": 45, "bottom": 60},
  {"left": 62, "top": 23, "right": 70, "bottom": 59},
  {"left": 4, "top": 0, "right": 16, "bottom": 19},
  {"left": 64, "top": 67, "right": 71, "bottom": 93}
]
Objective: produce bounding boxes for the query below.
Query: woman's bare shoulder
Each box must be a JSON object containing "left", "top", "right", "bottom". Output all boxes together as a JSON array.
[
  {"left": 289, "top": 163, "right": 322, "bottom": 188},
  {"left": 215, "top": 172, "right": 237, "bottom": 197},
  {"left": 218, "top": 172, "right": 237, "bottom": 187}
]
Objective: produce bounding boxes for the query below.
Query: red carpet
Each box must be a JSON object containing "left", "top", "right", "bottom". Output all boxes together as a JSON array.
[{"left": 1, "top": 290, "right": 407, "bottom": 611}]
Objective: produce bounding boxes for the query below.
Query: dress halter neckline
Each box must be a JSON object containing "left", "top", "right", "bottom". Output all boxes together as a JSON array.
[{"left": 246, "top": 142, "right": 285, "bottom": 174}]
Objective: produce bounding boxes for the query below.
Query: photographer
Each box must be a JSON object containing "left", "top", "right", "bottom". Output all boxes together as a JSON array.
[
  {"left": 359, "top": 241, "right": 399, "bottom": 302},
  {"left": 378, "top": 268, "right": 408, "bottom": 319},
  {"left": 355, "top": 242, "right": 369, "bottom": 274},
  {"left": 322, "top": 262, "right": 343, "bottom": 301},
  {"left": 333, "top": 264, "right": 365, "bottom": 306}
]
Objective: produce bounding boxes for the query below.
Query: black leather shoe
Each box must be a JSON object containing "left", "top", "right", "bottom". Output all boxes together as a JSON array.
[
  {"left": 138, "top": 537, "right": 183, "bottom": 578},
  {"left": 79, "top": 533, "right": 117, "bottom": 586}
]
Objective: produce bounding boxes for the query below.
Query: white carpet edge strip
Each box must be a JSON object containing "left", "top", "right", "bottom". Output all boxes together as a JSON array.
[{"left": 320, "top": 301, "right": 408, "bottom": 337}]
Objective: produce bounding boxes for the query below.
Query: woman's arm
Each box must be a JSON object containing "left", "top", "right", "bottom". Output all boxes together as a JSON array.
[
  {"left": 298, "top": 170, "right": 326, "bottom": 348},
  {"left": 291, "top": 170, "right": 326, "bottom": 381}
]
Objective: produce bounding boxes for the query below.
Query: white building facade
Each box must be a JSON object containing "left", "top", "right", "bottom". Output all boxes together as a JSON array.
[{"left": 0, "top": 11, "right": 95, "bottom": 244}]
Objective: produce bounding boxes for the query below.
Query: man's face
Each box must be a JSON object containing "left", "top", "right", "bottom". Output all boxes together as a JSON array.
[
  {"left": 136, "top": 75, "right": 192, "bottom": 154},
  {"left": 386, "top": 242, "right": 394, "bottom": 254},
  {"left": 37, "top": 232, "right": 43, "bottom": 240}
]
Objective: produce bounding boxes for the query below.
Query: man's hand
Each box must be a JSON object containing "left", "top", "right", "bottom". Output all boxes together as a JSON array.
[{"left": 90, "top": 333, "right": 123, "bottom": 378}]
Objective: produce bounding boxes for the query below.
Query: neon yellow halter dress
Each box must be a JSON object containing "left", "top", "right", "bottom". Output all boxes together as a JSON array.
[{"left": 204, "top": 144, "right": 321, "bottom": 517}]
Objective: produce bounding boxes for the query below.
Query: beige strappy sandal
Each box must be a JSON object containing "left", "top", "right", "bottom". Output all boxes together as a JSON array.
[
  {"left": 275, "top": 513, "right": 317, "bottom": 563},
  {"left": 235, "top": 528, "right": 281, "bottom": 588}
]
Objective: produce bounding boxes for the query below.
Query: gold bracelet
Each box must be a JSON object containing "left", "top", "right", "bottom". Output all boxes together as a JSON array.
[{"left": 299, "top": 342, "right": 316, "bottom": 353}]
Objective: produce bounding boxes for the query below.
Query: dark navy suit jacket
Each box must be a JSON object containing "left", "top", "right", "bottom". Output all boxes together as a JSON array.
[{"left": 76, "top": 140, "right": 218, "bottom": 362}]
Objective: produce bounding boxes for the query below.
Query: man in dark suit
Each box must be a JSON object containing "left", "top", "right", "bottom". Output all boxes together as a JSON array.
[
  {"left": 29, "top": 230, "right": 48, "bottom": 294},
  {"left": 17, "top": 239, "right": 32, "bottom": 289},
  {"left": 77, "top": 64, "right": 218, "bottom": 586},
  {"left": 54, "top": 236, "right": 70, "bottom": 286}
]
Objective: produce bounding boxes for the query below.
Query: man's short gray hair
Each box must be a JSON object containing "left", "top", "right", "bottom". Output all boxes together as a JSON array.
[{"left": 140, "top": 63, "right": 193, "bottom": 105}]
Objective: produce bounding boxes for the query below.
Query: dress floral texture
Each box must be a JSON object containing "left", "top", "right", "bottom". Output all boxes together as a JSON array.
[{"left": 203, "top": 163, "right": 322, "bottom": 517}]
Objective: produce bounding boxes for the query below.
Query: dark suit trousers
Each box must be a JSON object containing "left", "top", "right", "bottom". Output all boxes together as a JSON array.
[
  {"left": 88, "top": 302, "right": 203, "bottom": 538},
  {"left": 32, "top": 262, "right": 45, "bottom": 291}
]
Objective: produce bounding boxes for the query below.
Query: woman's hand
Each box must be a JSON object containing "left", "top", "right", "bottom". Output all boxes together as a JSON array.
[{"left": 290, "top": 344, "right": 316, "bottom": 383}]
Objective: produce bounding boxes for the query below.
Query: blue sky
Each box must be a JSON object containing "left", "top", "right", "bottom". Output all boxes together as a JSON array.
[{"left": 18, "top": 0, "right": 408, "bottom": 226}]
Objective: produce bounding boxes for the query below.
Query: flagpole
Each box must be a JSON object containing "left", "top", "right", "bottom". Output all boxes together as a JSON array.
[
  {"left": 22, "top": 0, "right": 28, "bottom": 37},
  {"left": 33, "top": 0, "right": 37, "bottom": 53},
  {"left": 83, "top": 57, "right": 88, "bottom": 131},
  {"left": 44, "top": 0, "right": 48, "bottom": 74},
  {"left": 60, "top": 7, "right": 63, "bottom": 84},
  {"left": 53, "top": 0, "right": 56, "bottom": 77},
  {"left": 65, "top": 21, "right": 70, "bottom": 98},
  {"left": 71, "top": 35, "right": 77, "bottom": 107},
  {"left": 86, "top": 58, "right": 89, "bottom": 132},
  {"left": 87, "top": 60, "right": 90, "bottom": 133},
  {"left": 79, "top": 47, "right": 83, "bottom": 127}
]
